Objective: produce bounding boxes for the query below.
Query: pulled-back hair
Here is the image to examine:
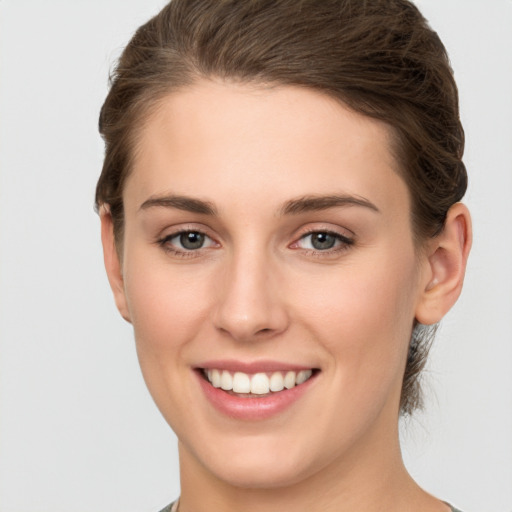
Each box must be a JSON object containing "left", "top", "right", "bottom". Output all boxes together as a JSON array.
[{"left": 95, "top": 0, "right": 467, "bottom": 415}]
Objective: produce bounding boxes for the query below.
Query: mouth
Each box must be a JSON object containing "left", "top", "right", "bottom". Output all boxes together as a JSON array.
[
  {"left": 198, "top": 367, "right": 319, "bottom": 397},
  {"left": 194, "top": 360, "right": 321, "bottom": 419}
]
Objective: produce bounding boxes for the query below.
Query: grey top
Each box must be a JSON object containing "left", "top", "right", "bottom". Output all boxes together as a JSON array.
[
  {"left": 158, "top": 500, "right": 462, "bottom": 511},
  {"left": 158, "top": 502, "right": 177, "bottom": 512}
]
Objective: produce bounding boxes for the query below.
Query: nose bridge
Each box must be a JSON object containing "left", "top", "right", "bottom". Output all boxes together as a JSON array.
[{"left": 213, "top": 242, "right": 288, "bottom": 341}]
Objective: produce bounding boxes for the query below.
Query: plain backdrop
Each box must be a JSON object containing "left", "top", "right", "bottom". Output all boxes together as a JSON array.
[{"left": 0, "top": 1, "right": 511, "bottom": 511}]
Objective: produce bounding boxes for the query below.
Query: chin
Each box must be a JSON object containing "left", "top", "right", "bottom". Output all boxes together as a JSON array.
[
  {"left": 184, "top": 430, "right": 329, "bottom": 490},
  {"left": 207, "top": 455, "right": 313, "bottom": 489}
]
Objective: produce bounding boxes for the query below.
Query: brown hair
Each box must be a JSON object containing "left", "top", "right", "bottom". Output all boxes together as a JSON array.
[{"left": 95, "top": 0, "right": 467, "bottom": 415}]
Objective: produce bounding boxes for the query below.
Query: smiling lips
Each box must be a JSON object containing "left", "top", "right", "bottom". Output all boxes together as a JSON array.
[
  {"left": 196, "top": 361, "right": 319, "bottom": 419},
  {"left": 204, "top": 368, "right": 314, "bottom": 395}
]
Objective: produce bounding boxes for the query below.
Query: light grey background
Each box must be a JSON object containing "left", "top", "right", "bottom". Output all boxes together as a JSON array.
[{"left": 0, "top": 1, "right": 510, "bottom": 511}]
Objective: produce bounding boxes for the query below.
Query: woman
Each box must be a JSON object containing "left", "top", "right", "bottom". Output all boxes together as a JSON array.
[{"left": 96, "top": 1, "right": 471, "bottom": 511}]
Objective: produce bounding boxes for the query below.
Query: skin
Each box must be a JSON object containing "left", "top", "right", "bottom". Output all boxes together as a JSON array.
[{"left": 101, "top": 80, "right": 471, "bottom": 512}]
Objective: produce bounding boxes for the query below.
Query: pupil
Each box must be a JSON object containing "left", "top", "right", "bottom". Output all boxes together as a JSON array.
[
  {"left": 180, "top": 232, "right": 204, "bottom": 250},
  {"left": 312, "top": 232, "right": 335, "bottom": 250}
]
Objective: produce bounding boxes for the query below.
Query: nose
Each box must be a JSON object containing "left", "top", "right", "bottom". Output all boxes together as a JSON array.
[{"left": 212, "top": 249, "right": 289, "bottom": 342}]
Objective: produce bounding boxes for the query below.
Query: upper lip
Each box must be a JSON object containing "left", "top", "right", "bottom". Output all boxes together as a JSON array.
[{"left": 196, "top": 359, "right": 318, "bottom": 373}]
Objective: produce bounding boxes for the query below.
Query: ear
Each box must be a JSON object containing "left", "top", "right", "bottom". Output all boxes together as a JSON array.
[
  {"left": 415, "top": 203, "right": 472, "bottom": 325},
  {"left": 100, "top": 206, "right": 132, "bottom": 323}
]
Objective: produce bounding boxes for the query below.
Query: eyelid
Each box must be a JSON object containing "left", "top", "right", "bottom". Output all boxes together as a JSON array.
[
  {"left": 292, "top": 223, "right": 354, "bottom": 242},
  {"left": 156, "top": 223, "right": 217, "bottom": 241}
]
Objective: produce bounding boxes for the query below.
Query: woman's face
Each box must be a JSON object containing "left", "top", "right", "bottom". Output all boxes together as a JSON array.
[{"left": 114, "top": 81, "right": 431, "bottom": 488}]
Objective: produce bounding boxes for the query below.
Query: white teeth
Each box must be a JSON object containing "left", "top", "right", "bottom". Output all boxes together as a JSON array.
[
  {"left": 284, "top": 371, "right": 296, "bottom": 389},
  {"left": 251, "top": 373, "right": 270, "bottom": 394},
  {"left": 220, "top": 370, "right": 233, "bottom": 391},
  {"left": 269, "top": 372, "right": 285, "bottom": 392},
  {"left": 232, "top": 372, "right": 251, "bottom": 393},
  {"left": 296, "top": 369, "right": 312, "bottom": 385},
  {"left": 205, "top": 368, "right": 314, "bottom": 394},
  {"left": 211, "top": 369, "right": 221, "bottom": 388}
]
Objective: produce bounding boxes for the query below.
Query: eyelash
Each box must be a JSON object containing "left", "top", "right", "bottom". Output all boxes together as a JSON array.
[
  {"left": 157, "top": 229, "right": 354, "bottom": 258},
  {"left": 157, "top": 230, "right": 217, "bottom": 258},
  {"left": 292, "top": 229, "right": 354, "bottom": 256}
]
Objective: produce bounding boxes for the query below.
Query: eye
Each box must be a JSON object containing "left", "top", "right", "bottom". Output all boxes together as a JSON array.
[
  {"left": 295, "top": 231, "right": 353, "bottom": 251},
  {"left": 159, "top": 230, "right": 217, "bottom": 252},
  {"left": 177, "top": 231, "right": 206, "bottom": 250}
]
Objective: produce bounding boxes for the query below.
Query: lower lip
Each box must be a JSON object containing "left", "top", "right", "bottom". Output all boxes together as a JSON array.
[{"left": 195, "top": 370, "right": 318, "bottom": 421}]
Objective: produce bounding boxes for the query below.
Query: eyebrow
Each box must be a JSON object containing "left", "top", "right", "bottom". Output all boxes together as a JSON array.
[
  {"left": 139, "top": 194, "right": 217, "bottom": 215},
  {"left": 138, "top": 193, "right": 379, "bottom": 217},
  {"left": 280, "top": 194, "right": 380, "bottom": 215}
]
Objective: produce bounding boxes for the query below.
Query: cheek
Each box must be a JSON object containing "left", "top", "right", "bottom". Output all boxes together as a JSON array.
[
  {"left": 293, "top": 253, "right": 418, "bottom": 396},
  {"left": 122, "top": 248, "right": 214, "bottom": 366},
  {"left": 121, "top": 251, "right": 217, "bottom": 422}
]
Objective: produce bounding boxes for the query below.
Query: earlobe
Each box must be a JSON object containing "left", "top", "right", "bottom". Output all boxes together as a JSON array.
[
  {"left": 415, "top": 203, "right": 472, "bottom": 325},
  {"left": 100, "top": 206, "right": 132, "bottom": 323}
]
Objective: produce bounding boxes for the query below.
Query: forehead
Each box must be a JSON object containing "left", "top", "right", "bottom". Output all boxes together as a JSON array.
[{"left": 126, "top": 80, "right": 408, "bottom": 216}]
